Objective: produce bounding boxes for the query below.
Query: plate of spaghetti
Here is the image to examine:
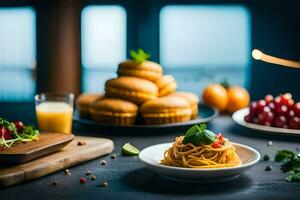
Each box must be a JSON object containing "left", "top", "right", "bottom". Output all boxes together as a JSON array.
[{"left": 139, "top": 124, "right": 260, "bottom": 182}]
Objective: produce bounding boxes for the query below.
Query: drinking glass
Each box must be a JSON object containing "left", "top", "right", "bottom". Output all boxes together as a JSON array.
[{"left": 35, "top": 93, "right": 74, "bottom": 134}]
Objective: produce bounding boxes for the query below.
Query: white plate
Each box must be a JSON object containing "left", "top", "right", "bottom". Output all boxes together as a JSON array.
[
  {"left": 233, "top": 108, "right": 300, "bottom": 135},
  {"left": 139, "top": 142, "right": 260, "bottom": 183}
]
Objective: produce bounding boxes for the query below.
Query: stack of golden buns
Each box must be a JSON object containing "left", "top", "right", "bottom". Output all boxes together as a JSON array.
[{"left": 76, "top": 50, "right": 199, "bottom": 126}]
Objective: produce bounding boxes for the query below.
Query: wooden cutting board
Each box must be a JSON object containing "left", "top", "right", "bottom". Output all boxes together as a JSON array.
[{"left": 0, "top": 136, "right": 114, "bottom": 187}]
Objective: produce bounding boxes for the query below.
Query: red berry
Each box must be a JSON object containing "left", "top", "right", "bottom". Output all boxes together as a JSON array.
[
  {"left": 288, "top": 116, "right": 300, "bottom": 129},
  {"left": 265, "top": 111, "right": 274, "bottom": 122},
  {"left": 249, "top": 102, "right": 258, "bottom": 115},
  {"left": 274, "top": 96, "right": 282, "bottom": 107},
  {"left": 265, "top": 95, "right": 273, "bottom": 104},
  {"left": 281, "top": 93, "right": 292, "bottom": 106},
  {"left": 275, "top": 105, "right": 288, "bottom": 115},
  {"left": 287, "top": 110, "right": 295, "bottom": 118},
  {"left": 0, "top": 126, "right": 12, "bottom": 140},
  {"left": 293, "top": 102, "right": 300, "bottom": 116},
  {"left": 257, "top": 100, "right": 266, "bottom": 111},
  {"left": 268, "top": 102, "right": 276, "bottom": 111},
  {"left": 244, "top": 114, "right": 252, "bottom": 123},
  {"left": 79, "top": 177, "right": 87, "bottom": 183},
  {"left": 13, "top": 121, "right": 24, "bottom": 133},
  {"left": 286, "top": 99, "right": 294, "bottom": 108},
  {"left": 263, "top": 106, "right": 271, "bottom": 113},
  {"left": 253, "top": 118, "right": 259, "bottom": 124},
  {"left": 262, "top": 121, "right": 272, "bottom": 126},
  {"left": 258, "top": 111, "right": 274, "bottom": 124},
  {"left": 273, "top": 115, "right": 287, "bottom": 128}
]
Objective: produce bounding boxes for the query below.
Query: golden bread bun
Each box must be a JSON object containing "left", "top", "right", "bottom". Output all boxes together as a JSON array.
[
  {"left": 76, "top": 93, "right": 104, "bottom": 118},
  {"left": 168, "top": 92, "right": 199, "bottom": 119},
  {"left": 117, "top": 60, "right": 163, "bottom": 82},
  {"left": 89, "top": 98, "right": 138, "bottom": 125},
  {"left": 140, "top": 96, "right": 192, "bottom": 124},
  {"left": 155, "top": 75, "right": 177, "bottom": 97},
  {"left": 105, "top": 76, "right": 158, "bottom": 105}
]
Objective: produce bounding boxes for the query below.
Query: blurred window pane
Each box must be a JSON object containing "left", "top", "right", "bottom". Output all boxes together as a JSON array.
[
  {"left": 0, "top": 7, "right": 36, "bottom": 101},
  {"left": 81, "top": 5, "right": 126, "bottom": 92},
  {"left": 160, "top": 5, "right": 251, "bottom": 92}
]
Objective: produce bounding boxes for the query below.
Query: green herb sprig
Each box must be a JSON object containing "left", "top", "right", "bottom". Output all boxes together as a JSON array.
[
  {"left": 182, "top": 123, "right": 216, "bottom": 145},
  {"left": 129, "top": 48, "right": 151, "bottom": 63},
  {"left": 275, "top": 150, "right": 300, "bottom": 182}
]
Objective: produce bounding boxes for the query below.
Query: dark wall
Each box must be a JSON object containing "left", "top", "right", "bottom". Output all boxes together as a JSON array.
[{"left": 249, "top": 0, "right": 300, "bottom": 100}]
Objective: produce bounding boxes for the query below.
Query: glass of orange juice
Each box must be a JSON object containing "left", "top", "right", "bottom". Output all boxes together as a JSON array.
[{"left": 35, "top": 93, "right": 74, "bottom": 134}]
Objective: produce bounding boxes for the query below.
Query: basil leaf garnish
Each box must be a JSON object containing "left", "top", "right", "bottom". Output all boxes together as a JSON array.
[{"left": 182, "top": 124, "right": 216, "bottom": 145}]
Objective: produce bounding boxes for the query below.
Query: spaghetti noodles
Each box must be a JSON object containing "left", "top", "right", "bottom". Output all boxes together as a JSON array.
[{"left": 161, "top": 136, "right": 241, "bottom": 168}]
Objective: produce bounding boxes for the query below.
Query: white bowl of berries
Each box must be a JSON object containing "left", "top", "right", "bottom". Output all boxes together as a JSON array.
[{"left": 232, "top": 93, "right": 300, "bottom": 135}]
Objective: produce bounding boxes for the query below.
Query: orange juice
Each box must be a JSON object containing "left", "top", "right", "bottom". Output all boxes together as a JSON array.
[{"left": 36, "top": 102, "right": 73, "bottom": 134}]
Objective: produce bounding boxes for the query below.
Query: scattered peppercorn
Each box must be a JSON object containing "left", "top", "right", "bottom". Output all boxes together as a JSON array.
[
  {"left": 111, "top": 154, "right": 117, "bottom": 159},
  {"left": 80, "top": 177, "right": 87, "bottom": 183},
  {"left": 86, "top": 170, "right": 91, "bottom": 176},
  {"left": 91, "top": 175, "right": 97, "bottom": 180},
  {"left": 265, "top": 166, "right": 272, "bottom": 171},
  {"left": 52, "top": 180, "right": 58, "bottom": 186},
  {"left": 100, "top": 160, "right": 107, "bottom": 165},
  {"left": 267, "top": 141, "right": 273, "bottom": 146},
  {"left": 78, "top": 141, "right": 86, "bottom": 146},
  {"left": 100, "top": 181, "right": 108, "bottom": 187},
  {"left": 263, "top": 154, "right": 270, "bottom": 161}
]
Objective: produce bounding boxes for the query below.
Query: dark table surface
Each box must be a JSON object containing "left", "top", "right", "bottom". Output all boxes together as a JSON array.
[{"left": 1, "top": 102, "right": 300, "bottom": 200}]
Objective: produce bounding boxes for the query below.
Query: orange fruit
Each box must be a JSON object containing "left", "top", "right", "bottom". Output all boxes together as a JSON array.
[
  {"left": 226, "top": 86, "right": 250, "bottom": 113},
  {"left": 202, "top": 84, "right": 228, "bottom": 111}
]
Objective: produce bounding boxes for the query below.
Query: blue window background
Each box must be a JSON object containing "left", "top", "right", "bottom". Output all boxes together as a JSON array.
[
  {"left": 0, "top": 7, "right": 36, "bottom": 101},
  {"left": 160, "top": 5, "right": 251, "bottom": 94},
  {"left": 81, "top": 5, "right": 127, "bottom": 93}
]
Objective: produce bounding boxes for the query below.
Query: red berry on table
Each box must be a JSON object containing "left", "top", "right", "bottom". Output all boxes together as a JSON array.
[
  {"left": 79, "top": 177, "right": 87, "bottom": 183},
  {"left": 293, "top": 102, "right": 300, "bottom": 116},
  {"left": 0, "top": 126, "right": 12, "bottom": 140},
  {"left": 288, "top": 116, "right": 300, "bottom": 129},
  {"left": 13, "top": 121, "right": 24, "bottom": 133},
  {"left": 273, "top": 115, "right": 287, "bottom": 128},
  {"left": 275, "top": 105, "right": 288, "bottom": 115},
  {"left": 257, "top": 100, "right": 266, "bottom": 111},
  {"left": 264, "top": 95, "right": 273, "bottom": 104}
]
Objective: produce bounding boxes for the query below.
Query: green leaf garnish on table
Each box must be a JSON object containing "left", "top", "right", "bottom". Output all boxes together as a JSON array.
[
  {"left": 129, "top": 48, "right": 151, "bottom": 63},
  {"left": 275, "top": 150, "right": 295, "bottom": 162},
  {"left": 286, "top": 171, "right": 300, "bottom": 182},
  {"left": 122, "top": 143, "right": 140, "bottom": 156},
  {"left": 275, "top": 149, "right": 300, "bottom": 182},
  {"left": 183, "top": 123, "right": 216, "bottom": 145}
]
